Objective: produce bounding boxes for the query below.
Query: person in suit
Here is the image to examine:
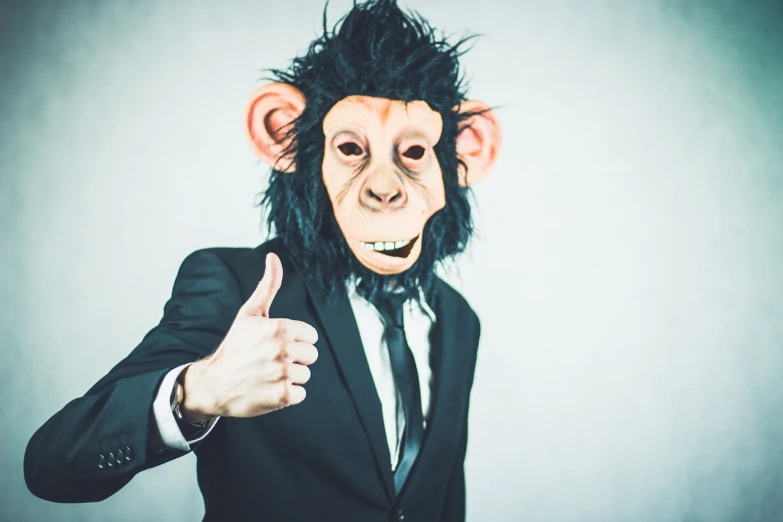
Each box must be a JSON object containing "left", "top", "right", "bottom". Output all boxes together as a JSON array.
[{"left": 24, "top": 1, "right": 502, "bottom": 521}]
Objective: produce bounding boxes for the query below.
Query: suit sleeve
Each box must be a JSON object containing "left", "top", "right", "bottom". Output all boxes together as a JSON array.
[
  {"left": 24, "top": 249, "right": 244, "bottom": 503},
  {"left": 440, "top": 314, "right": 480, "bottom": 522}
]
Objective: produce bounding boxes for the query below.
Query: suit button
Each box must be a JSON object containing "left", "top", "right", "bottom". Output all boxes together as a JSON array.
[
  {"left": 97, "top": 455, "right": 106, "bottom": 469},
  {"left": 116, "top": 449, "right": 125, "bottom": 464},
  {"left": 107, "top": 452, "right": 116, "bottom": 467},
  {"left": 124, "top": 446, "right": 133, "bottom": 462},
  {"left": 397, "top": 509, "right": 405, "bottom": 521}
]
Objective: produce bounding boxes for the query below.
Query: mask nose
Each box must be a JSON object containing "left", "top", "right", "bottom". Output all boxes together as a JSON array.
[{"left": 361, "top": 166, "right": 407, "bottom": 211}]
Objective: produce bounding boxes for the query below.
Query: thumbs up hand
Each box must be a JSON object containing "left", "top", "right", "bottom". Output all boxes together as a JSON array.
[{"left": 181, "top": 253, "right": 319, "bottom": 422}]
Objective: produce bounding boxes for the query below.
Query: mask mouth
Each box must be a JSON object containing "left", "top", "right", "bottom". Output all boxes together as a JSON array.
[{"left": 359, "top": 235, "right": 419, "bottom": 258}]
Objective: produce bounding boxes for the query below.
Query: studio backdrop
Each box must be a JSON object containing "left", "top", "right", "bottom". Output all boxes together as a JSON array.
[{"left": 1, "top": 0, "right": 782, "bottom": 520}]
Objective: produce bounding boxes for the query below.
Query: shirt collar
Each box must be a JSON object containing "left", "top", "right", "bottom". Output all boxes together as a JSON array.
[{"left": 346, "top": 276, "right": 436, "bottom": 322}]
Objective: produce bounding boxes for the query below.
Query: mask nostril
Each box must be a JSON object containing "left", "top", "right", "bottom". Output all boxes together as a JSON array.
[
  {"left": 368, "top": 189, "right": 382, "bottom": 202},
  {"left": 365, "top": 188, "right": 404, "bottom": 205}
]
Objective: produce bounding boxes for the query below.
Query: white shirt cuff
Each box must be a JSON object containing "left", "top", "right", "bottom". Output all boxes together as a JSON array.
[{"left": 153, "top": 363, "right": 219, "bottom": 452}]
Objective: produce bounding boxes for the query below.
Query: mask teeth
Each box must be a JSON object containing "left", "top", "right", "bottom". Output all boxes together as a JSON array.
[{"left": 361, "top": 239, "right": 411, "bottom": 252}]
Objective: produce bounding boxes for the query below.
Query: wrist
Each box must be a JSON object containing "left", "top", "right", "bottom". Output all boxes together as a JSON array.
[{"left": 179, "top": 362, "right": 218, "bottom": 423}]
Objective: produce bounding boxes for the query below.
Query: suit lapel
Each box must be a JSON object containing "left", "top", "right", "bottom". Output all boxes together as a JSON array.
[
  {"left": 285, "top": 255, "right": 395, "bottom": 502},
  {"left": 399, "top": 281, "right": 466, "bottom": 499}
]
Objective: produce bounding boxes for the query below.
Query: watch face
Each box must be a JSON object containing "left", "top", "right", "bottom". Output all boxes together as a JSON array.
[{"left": 171, "top": 383, "right": 185, "bottom": 419}]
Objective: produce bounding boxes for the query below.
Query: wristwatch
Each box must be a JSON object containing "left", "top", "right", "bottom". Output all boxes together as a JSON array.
[{"left": 170, "top": 377, "right": 208, "bottom": 429}]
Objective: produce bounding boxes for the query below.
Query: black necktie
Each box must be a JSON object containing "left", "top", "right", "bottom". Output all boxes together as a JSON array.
[{"left": 371, "top": 292, "right": 424, "bottom": 496}]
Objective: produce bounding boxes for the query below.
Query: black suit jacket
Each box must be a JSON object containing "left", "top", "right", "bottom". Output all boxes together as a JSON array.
[{"left": 24, "top": 238, "right": 482, "bottom": 522}]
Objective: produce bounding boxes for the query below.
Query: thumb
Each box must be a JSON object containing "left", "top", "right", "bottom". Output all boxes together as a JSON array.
[{"left": 242, "top": 252, "right": 283, "bottom": 318}]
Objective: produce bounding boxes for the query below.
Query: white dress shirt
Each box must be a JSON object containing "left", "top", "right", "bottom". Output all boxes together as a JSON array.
[{"left": 153, "top": 283, "right": 435, "bottom": 470}]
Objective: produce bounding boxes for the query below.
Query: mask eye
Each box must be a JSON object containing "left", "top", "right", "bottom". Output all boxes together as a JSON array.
[
  {"left": 337, "top": 142, "right": 363, "bottom": 156},
  {"left": 402, "top": 145, "right": 425, "bottom": 160}
]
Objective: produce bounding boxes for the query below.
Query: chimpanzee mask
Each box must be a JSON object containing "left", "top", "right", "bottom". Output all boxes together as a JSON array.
[{"left": 245, "top": 0, "right": 501, "bottom": 302}]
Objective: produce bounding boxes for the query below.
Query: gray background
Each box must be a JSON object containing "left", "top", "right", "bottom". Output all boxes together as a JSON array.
[{"left": 2, "top": 0, "right": 783, "bottom": 520}]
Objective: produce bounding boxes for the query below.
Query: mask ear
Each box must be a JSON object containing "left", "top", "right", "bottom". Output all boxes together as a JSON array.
[
  {"left": 245, "top": 83, "right": 306, "bottom": 173},
  {"left": 454, "top": 100, "right": 502, "bottom": 187}
]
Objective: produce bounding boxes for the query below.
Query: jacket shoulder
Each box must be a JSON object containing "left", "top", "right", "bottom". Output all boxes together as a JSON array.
[
  {"left": 431, "top": 277, "right": 480, "bottom": 329},
  {"left": 184, "top": 238, "right": 280, "bottom": 264},
  {"left": 180, "top": 238, "right": 286, "bottom": 299}
]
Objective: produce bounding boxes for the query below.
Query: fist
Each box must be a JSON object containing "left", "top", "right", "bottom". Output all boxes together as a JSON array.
[{"left": 182, "top": 252, "right": 319, "bottom": 421}]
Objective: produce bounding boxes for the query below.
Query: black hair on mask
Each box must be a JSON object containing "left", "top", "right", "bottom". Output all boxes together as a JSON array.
[{"left": 262, "top": 0, "right": 477, "bottom": 304}]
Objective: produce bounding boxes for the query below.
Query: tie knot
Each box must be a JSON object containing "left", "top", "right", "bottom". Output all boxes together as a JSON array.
[{"left": 370, "top": 292, "right": 407, "bottom": 327}]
